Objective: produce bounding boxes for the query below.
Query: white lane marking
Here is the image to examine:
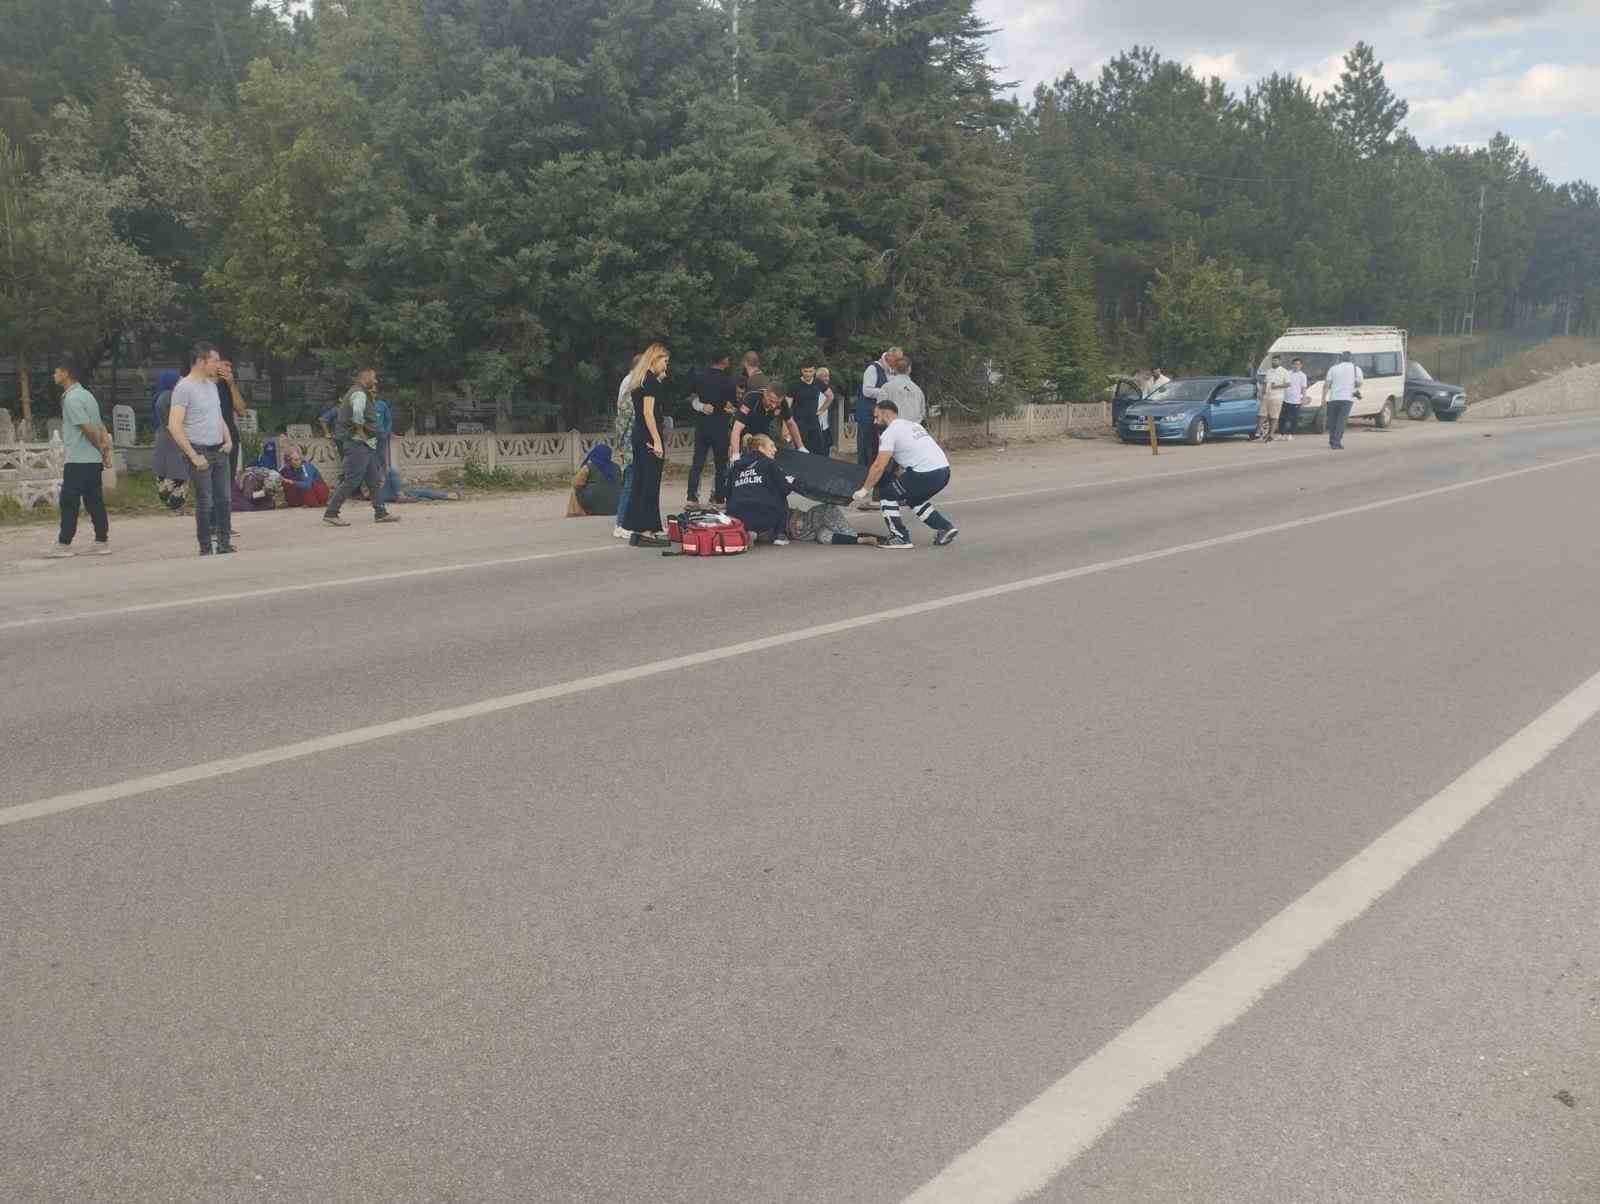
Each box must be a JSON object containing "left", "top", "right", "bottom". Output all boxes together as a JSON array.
[
  {"left": 1, "top": 456, "right": 1288, "bottom": 631},
  {"left": 0, "top": 544, "right": 623, "bottom": 633},
  {"left": 4, "top": 420, "right": 1588, "bottom": 632},
  {"left": 901, "top": 663, "right": 1600, "bottom": 1204},
  {"left": 3, "top": 450, "right": 1596, "bottom": 829}
]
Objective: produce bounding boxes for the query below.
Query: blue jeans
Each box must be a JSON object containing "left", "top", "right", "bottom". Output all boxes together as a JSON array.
[
  {"left": 616, "top": 463, "right": 635, "bottom": 527},
  {"left": 189, "top": 445, "right": 233, "bottom": 549}
]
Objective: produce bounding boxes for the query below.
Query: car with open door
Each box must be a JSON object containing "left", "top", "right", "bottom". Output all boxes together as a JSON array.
[{"left": 1117, "top": 377, "right": 1260, "bottom": 445}]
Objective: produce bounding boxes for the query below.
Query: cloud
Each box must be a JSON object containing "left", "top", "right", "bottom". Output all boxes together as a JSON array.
[
  {"left": 1186, "top": 52, "right": 1242, "bottom": 85},
  {"left": 1410, "top": 63, "right": 1600, "bottom": 131},
  {"left": 1423, "top": 0, "right": 1572, "bottom": 38}
]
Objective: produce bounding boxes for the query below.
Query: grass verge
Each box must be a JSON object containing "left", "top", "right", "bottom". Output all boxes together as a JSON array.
[{"left": 0, "top": 471, "right": 174, "bottom": 527}]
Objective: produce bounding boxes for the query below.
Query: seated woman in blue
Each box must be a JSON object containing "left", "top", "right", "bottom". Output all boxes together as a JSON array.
[
  {"left": 565, "top": 442, "right": 622, "bottom": 517},
  {"left": 725, "top": 434, "right": 793, "bottom": 544}
]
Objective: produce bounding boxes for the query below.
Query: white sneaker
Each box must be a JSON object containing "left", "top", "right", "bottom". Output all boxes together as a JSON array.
[
  {"left": 42, "top": 544, "right": 73, "bottom": 559},
  {"left": 1284, "top": 433, "right": 1293, "bottom": 441},
  {"left": 879, "top": 535, "right": 914, "bottom": 550},
  {"left": 612, "top": 525, "right": 629, "bottom": 539},
  {"left": 773, "top": 537, "right": 790, "bottom": 546},
  {"left": 87, "top": 542, "right": 113, "bottom": 555}
]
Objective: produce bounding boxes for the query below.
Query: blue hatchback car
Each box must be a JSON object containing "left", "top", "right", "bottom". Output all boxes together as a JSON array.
[{"left": 1118, "top": 377, "right": 1261, "bottom": 445}]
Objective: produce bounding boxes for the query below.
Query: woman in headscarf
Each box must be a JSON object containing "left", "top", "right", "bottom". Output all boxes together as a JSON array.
[
  {"left": 565, "top": 442, "right": 622, "bottom": 517},
  {"left": 279, "top": 444, "right": 330, "bottom": 508},
  {"left": 149, "top": 370, "right": 189, "bottom": 511}
]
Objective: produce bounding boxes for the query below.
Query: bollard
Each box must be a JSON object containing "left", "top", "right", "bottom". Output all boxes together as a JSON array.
[{"left": 1149, "top": 413, "right": 1159, "bottom": 455}]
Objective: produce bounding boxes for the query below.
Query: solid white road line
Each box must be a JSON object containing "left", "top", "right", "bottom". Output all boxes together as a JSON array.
[
  {"left": 3, "top": 449, "right": 1596, "bottom": 830},
  {"left": 900, "top": 661, "right": 1600, "bottom": 1204},
  {"left": 0, "top": 544, "right": 623, "bottom": 633},
  {"left": 0, "top": 451, "right": 1294, "bottom": 632},
  {"left": 1, "top": 419, "right": 1532, "bottom": 633}
]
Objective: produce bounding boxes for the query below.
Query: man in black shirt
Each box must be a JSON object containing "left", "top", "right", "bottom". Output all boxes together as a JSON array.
[
  {"left": 729, "top": 375, "right": 805, "bottom": 462},
  {"left": 686, "top": 354, "right": 738, "bottom": 504},
  {"left": 791, "top": 365, "right": 827, "bottom": 455}
]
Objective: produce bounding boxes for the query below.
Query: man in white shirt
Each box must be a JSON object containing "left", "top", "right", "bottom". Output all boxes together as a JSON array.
[
  {"left": 1150, "top": 367, "right": 1171, "bottom": 392},
  {"left": 1260, "top": 355, "right": 1290, "bottom": 442},
  {"left": 853, "top": 400, "right": 958, "bottom": 548},
  {"left": 1321, "top": 351, "right": 1364, "bottom": 450},
  {"left": 1280, "top": 357, "right": 1308, "bottom": 441}
]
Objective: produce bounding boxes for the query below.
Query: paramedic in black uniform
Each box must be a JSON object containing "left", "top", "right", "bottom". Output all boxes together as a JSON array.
[{"left": 728, "top": 376, "right": 805, "bottom": 463}]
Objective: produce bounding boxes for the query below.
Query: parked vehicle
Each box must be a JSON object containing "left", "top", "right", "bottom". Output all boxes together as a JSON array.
[
  {"left": 1118, "top": 377, "right": 1260, "bottom": 445},
  {"left": 1259, "top": 326, "right": 1407, "bottom": 433},
  {"left": 1403, "top": 361, "right": 1466, "bottom": 421}
]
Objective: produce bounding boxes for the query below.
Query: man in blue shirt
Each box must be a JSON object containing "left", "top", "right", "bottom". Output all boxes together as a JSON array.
[{"left": 45, "top": 353, "right": 113, "bottom": 558}]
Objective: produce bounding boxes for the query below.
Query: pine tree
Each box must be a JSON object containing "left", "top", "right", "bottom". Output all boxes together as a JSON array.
[{"left": 1327, "top": 42, "right": 1409, "bottom": 158}]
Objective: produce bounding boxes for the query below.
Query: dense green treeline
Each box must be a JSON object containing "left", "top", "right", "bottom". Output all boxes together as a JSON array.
[{"left": 1, "top": 1, "right": 1595, "bottom": 427}]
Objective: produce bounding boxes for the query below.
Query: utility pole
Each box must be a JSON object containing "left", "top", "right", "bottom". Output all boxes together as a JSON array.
[
  {"left": 1463, "top": 185, "right": 1485, "bottom": 336},
  {"left": 730, "top": 0, "right": 739, "bottom": 101}
]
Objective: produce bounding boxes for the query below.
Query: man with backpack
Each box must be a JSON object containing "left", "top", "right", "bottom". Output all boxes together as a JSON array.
[
  {"left": 323, "top": 366, "right": 400, "bottom": 527},
  {"left": 854, "top": 346, "right": 899, "bottom": 507}
]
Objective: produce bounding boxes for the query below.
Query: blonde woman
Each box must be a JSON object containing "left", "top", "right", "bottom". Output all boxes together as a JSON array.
[{"left": 620, "top": 343, "right": 670, "bottom": 546}]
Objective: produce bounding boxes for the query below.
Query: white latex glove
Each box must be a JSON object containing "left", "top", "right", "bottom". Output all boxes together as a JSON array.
[{"left": 851, "top": 487, "right": 868, "bottom": 501}]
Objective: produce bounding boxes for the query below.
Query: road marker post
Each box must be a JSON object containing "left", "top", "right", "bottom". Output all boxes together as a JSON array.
[{"left": 1149, "top": 415, "right": 1159, "bottom": 455}]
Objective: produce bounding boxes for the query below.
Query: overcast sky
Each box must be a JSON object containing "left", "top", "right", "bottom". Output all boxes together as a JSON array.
[{"left": 977, "top": 0, "right": 1600, "bottom": 186}]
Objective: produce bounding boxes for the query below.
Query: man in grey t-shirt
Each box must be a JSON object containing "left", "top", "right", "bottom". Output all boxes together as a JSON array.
[{"left": 167, "top": 341, "right": 236, "bottom": 555}]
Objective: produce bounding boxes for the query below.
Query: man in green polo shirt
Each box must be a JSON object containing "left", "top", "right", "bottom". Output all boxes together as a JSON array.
[{"left": 44, "top": 353, "right": 113, "bottom": 559}]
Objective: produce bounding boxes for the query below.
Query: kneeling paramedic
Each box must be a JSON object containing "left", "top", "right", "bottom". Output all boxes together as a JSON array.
[{"left": 853, "top": 401, "right": 958, "bottom": 548}]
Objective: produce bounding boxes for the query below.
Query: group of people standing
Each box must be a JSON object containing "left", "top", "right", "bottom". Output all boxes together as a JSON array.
[
  {"left": 606, "top": 342, "right": 958, "bottom": 551},
  {"left": 1257, "top": 352, "right": 1362, "bottom": 450}
]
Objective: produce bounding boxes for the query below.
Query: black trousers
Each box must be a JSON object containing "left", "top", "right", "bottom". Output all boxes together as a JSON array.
[
  {"left": 58, "top": 461, "right": 109, "bottom": 546},
  {"left": 856, "top": 417, "right": 880, "bottom": 467},
  {"left": 687, "top": 427, "right": 729, "bottom": 502},
  {"left": 1279, "top": 402, "right": 1301, "bottom": 434}
]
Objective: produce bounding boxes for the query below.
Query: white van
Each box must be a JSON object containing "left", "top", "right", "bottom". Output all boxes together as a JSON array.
[{"left": 1258, "top": 327, "right": 1407, "bottom": 432}]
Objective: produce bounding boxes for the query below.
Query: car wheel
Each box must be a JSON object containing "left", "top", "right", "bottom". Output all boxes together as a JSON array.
[
  {"left": 1312, "top": 407, "right": 1327, "bottom": 434},
  {"left": 1406, "top": 394, "right": 1430, "bottom": 420},
  {"left": 1374, "top": 400, "right": 1394, "bottom": 429},
  {"left": 1437, "top": 411, "right": 1461, "bottom": 422},
  {"left": 1186, "top": 416, "right": 1208, "bottom": 445}
]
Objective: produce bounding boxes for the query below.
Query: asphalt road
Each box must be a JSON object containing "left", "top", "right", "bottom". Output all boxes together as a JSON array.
[{"left": 3, "top": 418, "right": 1598, "bottom": 1202}]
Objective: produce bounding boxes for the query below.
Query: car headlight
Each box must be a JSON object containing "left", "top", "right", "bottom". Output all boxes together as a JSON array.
[{"left": 1160, "top": 411, "right": 1189, "bottom": 423}]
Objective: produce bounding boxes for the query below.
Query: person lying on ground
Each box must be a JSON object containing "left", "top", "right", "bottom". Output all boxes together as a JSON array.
[
  {"left": 566, "top": 442, "right": 622, "bottom": 517},
  {"left": 381, "top": 466, "right": 461, "bottom": 504},
  {"left": 726, "top": 434, "right": 795, "bottom": 544},
  {"left": 279, "top": 445, "right": 330, "bottom": 509},
  {"left": 785, "top": 502, "right": 879, "bottom": 546}
]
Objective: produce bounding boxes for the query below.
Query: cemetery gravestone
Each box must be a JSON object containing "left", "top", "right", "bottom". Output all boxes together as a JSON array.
[{"left": 112, "top": 404, "right": 137, "bottom": 447}]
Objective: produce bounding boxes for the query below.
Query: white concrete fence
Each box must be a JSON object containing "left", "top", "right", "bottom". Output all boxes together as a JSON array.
[
  {"left": 277, "top": 402, "right": 1114, "bottom": 479},
  {"left": 0, "top": 402, "right": 1111, "bottom": 503}
]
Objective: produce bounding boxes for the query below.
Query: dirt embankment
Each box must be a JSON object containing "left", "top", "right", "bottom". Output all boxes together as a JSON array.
[{"left": 1463, "top": 357, "right": 1600, "bottom": 420}]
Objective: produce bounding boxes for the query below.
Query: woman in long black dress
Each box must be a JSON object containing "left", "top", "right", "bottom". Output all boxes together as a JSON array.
[{"left": 620, "top": 343, "right": 670, "bottom": 546}]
